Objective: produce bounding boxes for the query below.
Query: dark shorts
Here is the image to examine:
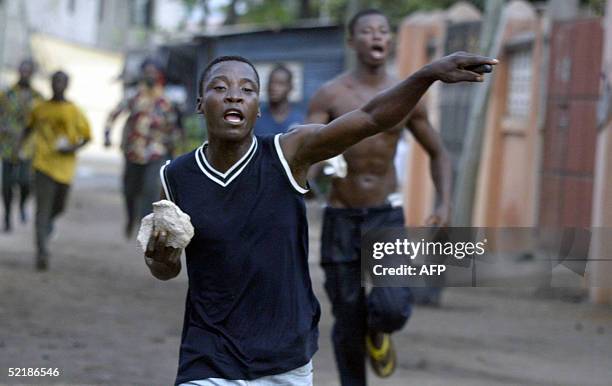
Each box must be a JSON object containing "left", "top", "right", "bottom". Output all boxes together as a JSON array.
[
  {"left": 320, "top": 204, "right": 412, "bottom": 333},
  {"left": 320, "top": 204, "right": 405, "bottom": 265}
]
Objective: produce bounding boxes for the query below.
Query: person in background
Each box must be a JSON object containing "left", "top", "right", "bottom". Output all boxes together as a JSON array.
[
  {"left": 17, "top": 71, "right": 91, "bottom": 270},
  {"left": 254, "top": 64, "right": 304, "bottom": 136},
  {"left": 307, "top": 9, "right": 453, "bottom": 385},
  {"left": 0, "top": 59, "right": 43, "bottom": 232},
  {"left": 104, "top": 59, "right": 181, "bottom": 239}
]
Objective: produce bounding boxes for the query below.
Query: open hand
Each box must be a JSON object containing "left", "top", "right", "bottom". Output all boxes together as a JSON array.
[
  {"left": 103, "top": 129, "right": 111, "bottom": 148},
  {"left": 56, "top": 144, "right": 77, "bottom": 154},
  {"left": 425, "top": 204, "right": 450, "bottom": 227},
  {"left": 427, "top": 52, "right": 498, "bottom": 84}
]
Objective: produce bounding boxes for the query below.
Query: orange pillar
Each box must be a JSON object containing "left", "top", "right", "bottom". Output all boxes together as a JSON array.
[
  {"left": 473, "top": 0, "right": 543, "bottom": 228},
  {"left": 396, "top": 16, "right": 441, "bottom": 226},
  {"left": 397, "top": 3, "right": 481, "bottom": 226}
]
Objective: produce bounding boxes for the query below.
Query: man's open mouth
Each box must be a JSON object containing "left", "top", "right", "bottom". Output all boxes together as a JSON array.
[
  {"left": 223, "top": 110, "right": 244, "bottom": 124},
  {"left": 370, "top": 45, "right": 385, "bottom": 59}
]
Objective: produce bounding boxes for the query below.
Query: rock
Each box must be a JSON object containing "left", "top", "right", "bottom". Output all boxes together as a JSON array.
[{"left": 137, "top": 200, "right": 194, "bottom": 251}]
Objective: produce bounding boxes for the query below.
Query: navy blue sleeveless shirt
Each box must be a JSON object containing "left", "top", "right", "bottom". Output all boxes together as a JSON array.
[{"left": 160, "top": 135, "right": 320, "bottom": 385}]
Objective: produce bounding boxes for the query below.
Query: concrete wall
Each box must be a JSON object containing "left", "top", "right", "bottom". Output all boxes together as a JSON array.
[
  {"left": 21, "top": 0, "right": 187, "bottom": 51},
  {"left": 29, "top": 34, "right": 124, "bottom": 154},
  {"left": 26, "top": 0, "right": 99, "bottom": 47},
  {"left": 589, "top": 0, "right": 612, "bottom": 305}
]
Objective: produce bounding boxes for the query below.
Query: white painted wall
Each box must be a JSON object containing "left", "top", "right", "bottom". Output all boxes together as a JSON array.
[{"left": 26, "top": 0, "right": 98, "bottom": 47}]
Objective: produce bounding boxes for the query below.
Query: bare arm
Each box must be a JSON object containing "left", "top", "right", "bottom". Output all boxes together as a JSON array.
[
  {"left": 407, "top": 105, "right": 452, "bottom": 226},
  {"left": 306, "top": 85, "right": 333, "bottom": 125},
  {"left": 304, "top": 85, "right": 334, "bottom": 180},
  {"left": 104, "top": 100, "right": 127, "bottom": 147},
  {"left": 15, "top": 125, "right": 34, "bottom": 158},
  {"left": 281, "top": 52, "right": 497, "bottom": 184},
  {"left": 144, "top": 190, "right": 182, "bottom": 281},
  {"left": 0, "top": 93, "right": 7, "bottom": 134},
  {"left": 57, "top": 109, "right": 92, "bottom": 154}
]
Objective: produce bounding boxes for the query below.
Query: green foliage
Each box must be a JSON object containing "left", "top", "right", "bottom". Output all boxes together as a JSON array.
[
  {"left": 178, "top": 114, "right": 207, "bottom": 155},
  {"left": 581, "top": 0, "right": 606, "bottom": 15},
  {"left": 238, "top": 0, "right": 297, "bottom": 25},
  {"left": 328, "top": 0, "right": 484, "bottom": 28},
  {"left": 184, "top": 0, "right": 608, "bottom": 28},
  {"left": 225, "top": 0, "right": 490, "bottom": 27}
]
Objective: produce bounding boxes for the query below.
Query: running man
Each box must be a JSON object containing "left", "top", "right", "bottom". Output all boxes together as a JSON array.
[
  {"left": 144, "top": 51, "right": 495, "bottom": 386},
  {"left": 17, "top": 71, "right": 91, "bottom": 270},
  {"left": 0, "top": 59, "right": 43, "bottom": 232},
  {"left": 307, "top": 9, "right": 453, "bottom": 385},
  {"left": 254, "top": 64, "right": 304, "bottom": 136},
  {"left": 105, "top": 59, "right": 181, "bottom": 239}
]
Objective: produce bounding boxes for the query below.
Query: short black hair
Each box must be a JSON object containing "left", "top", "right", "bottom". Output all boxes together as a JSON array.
[
  {"left": 19, "top": 59, "right": 36, "bottom": 71},
  {"left": 269, "top": 63, "right": 293, "bottom": 84},
  {"left": 140, "top": 57, "right": 164, "bottom": 73},
  {"left": 348, "top": 8, "right": 388, "bottom": 36},
  {"left": 198, "top": 55, "right": 260, "bottom": 97},
  {"left": 51, "top": 70, "right": 69, "bottom": 81}
]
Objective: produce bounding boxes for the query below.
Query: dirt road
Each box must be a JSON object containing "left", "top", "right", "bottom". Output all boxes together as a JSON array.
[{"left": 1, "top": 154, "right": 611, "bottom": 386}]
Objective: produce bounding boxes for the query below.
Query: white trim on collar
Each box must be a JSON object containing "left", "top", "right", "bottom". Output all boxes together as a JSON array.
[
  {"left": 200, "top": 137, "right": 256, "bottom": 178},
  {"left": 195, "top": 137, "right": 258, "bottom": 188}
]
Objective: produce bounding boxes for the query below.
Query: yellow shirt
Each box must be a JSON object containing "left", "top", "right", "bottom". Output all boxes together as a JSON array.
[{"left": 28, "top": 100, "right": 91, "bottom": 184}]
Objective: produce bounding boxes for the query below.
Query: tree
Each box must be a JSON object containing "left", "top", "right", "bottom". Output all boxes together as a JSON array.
[
  {"left": 452, "top": 0, "right": 505, "bottom": 226},
  {"left": 213, "top": 0, "right": 604, "bottom": 28},
  {"left": 180, "top": 0, "right": 210, "bottom": 29},
  {"left": 299, "top": 0, "right": 313, "bottom": 19},
  {"left": 225, "top": 0, "right": 240, "bottom": 25}
]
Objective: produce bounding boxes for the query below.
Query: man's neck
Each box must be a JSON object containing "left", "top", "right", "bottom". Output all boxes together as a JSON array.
[
  {"left": 141, "top": 84, "right": 162, "bottom": 98},
  {"left": 16, "top": 80, "right": 30, "bottom": 89},
  {"left": 51, "top": 94, "right": 66, "bottom": 102},
  {"left": 269, "top": 100, "right": 290, "bottom": 123},
  {"left": 352, "top": 61, "right": 388, "bottom": 86},
  {"left": 206, "top": 135, "right": 254, "bottom": 173}
]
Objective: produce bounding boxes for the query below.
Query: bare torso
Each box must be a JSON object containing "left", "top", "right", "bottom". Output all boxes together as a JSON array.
[{"left": 318, "top": 73, "right": 410, "bottom": 208}]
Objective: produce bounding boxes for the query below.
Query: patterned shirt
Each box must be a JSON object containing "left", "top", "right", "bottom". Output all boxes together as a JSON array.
[
  {"left": 118, "top": 87, "right": 180, "bottom": 165},
  {"left": 0, "top": 84, "right": 43, "bottom": 160}
]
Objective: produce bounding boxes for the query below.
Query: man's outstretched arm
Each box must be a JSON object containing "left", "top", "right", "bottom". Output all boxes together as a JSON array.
[
  {"left": 281, "top": 52, "right": 497, "bottom": 182},
  {"left": 103, "top": 100, "right": 127, "bottom": 147}
]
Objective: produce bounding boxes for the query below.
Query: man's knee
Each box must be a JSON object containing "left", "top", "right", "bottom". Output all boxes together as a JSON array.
[{"left": 367, "top": 287, "right": 413, "bottom": 333}]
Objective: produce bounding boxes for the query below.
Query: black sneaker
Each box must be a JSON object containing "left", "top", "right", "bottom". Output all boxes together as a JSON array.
[
  {"left": 36, "top": 252, "right": 49, "bottom": 271},
  {"left": 19, "top": 206, "right": 27, "bottom": 224},
  {"left": 125, "top": 220, "right": 134, "bottom": 240},
  {"left": 366, "top": 332, "right": 397, "bottom": 378},
  {"left": 3, "top": 215, "right": 11, "bottom": 233}
]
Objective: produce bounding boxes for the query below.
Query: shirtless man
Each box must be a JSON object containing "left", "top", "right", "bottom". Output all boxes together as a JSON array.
[{"left": 308, "top": 9, "right": 453, "bottom": 385}]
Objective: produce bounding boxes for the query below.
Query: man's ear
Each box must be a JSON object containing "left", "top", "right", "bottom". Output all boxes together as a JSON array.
[{"left": 196, "top": 97, "right": 204, "bottom": 115}]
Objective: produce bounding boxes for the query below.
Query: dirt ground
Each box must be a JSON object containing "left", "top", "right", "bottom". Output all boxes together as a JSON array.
[{"left": 1, "top": 153, "right": 612, "bottom": 386}]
